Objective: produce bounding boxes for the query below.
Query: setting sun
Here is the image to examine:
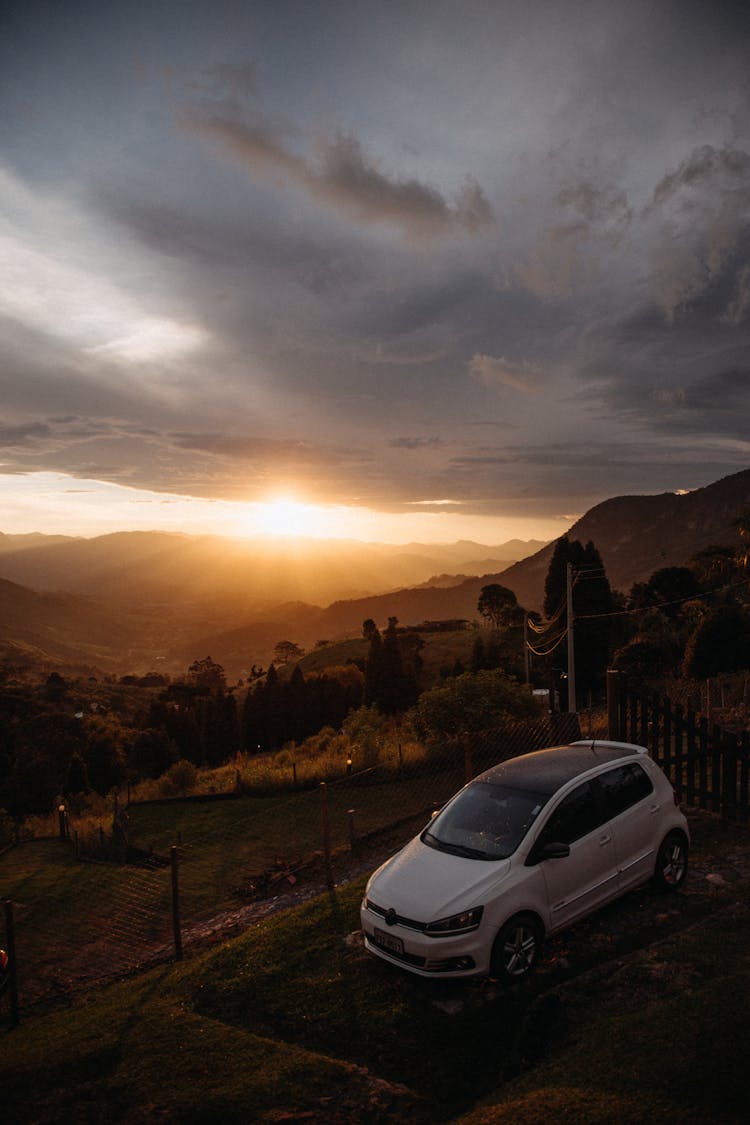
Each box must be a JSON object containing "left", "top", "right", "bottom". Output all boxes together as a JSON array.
[{"left": 254, "top": 498, "right": 323, "bottom": 538}]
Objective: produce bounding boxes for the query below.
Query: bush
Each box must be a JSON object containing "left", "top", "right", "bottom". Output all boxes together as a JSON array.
[
  {"left": 408, "top": 669, "right": 541, "bottom": 742},
  {"left": 159, "top": 759, "right": 198, "bottom": 797}
]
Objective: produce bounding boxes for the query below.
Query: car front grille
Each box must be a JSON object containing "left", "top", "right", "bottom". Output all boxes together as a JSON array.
[{"left": 365, "top": 898, "right": 427, "bottom": 933}]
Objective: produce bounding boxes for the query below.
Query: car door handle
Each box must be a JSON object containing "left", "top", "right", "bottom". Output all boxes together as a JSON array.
[{"left": 598, "top": 833, "right": 612, "bottom": 846}]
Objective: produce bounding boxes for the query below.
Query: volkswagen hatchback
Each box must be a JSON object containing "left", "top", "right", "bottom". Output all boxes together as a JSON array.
[{"left": 360, "top": 740, "right": 689, "bottom": 982}]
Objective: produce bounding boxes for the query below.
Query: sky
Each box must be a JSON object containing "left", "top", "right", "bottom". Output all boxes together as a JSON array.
[{"left": 1, "top": 0, "right": 749, "bottom": 544}]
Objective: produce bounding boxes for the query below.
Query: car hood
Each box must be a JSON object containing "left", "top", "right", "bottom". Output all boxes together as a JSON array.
[{"left": 366, "top": 835, "right": 512, "bottom": 922}]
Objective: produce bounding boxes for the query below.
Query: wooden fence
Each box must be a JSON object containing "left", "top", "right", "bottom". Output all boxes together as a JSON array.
[{"left": 606, "top": 670, "right": 750, "bottom": 823}]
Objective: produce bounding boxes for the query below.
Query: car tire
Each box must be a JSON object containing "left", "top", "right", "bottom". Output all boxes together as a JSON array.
[
  {"left": 654, "top": 829, "right": 688, "bottom": 891},
  {"left": 491, "top": 913, "right": 543, "bottom": 983}
]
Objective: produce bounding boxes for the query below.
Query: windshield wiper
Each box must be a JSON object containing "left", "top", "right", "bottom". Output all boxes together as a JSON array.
[{"left": 422, "top": 832, "right": 490, "bottom": 860}]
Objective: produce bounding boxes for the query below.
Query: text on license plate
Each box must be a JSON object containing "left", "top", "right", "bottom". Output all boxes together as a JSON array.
[{"left": 373, "top": 927, "right": 404, "bottom": 955}]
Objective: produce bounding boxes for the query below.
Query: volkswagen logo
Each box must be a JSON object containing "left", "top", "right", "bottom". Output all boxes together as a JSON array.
[{"left": 385, "top": 907, "right": 398, "bottom": 927}]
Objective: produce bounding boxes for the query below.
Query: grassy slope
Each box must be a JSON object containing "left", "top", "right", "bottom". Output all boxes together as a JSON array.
[
  {"left": 126, "top": 769, "right": 461, "bottom": 918},
  {"left": 3, "top": 818, "right": 750, "bottom": 1123}
]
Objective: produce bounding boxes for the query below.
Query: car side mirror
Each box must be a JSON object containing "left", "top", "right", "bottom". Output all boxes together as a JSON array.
[{"left": 527, "top": 840, "right": 570, "bottom": 865}]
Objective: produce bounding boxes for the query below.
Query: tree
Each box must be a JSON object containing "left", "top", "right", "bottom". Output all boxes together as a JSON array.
[
  {"left": 129, "top": 728, "right": 176, "bottom": 779},
  {"left": 477, "top": 584, "right": 521, "bottom": 629},
  {"left": 65, "top": 752, "right": 90, "bottom": 797},
  {"left": 612, "top": 639, "right": 675, "bottom": 688},
  {"left": 734, "top": 510, "right": 750, "bottom": 573},
  {"left": 362, "top": 619, "right": 379, "bottom": 641},
  {"left": 84, "top": 717, "right": 129, "bottom": 794},
  {"left": 683, "top": 606, "right": 750, "bottom": 679},
  {"left": 689, "top": 545, "right": 738, "bottom": 587},
  {"left": 408, "top": 669, "right": 540, "bottom": 742},
  {"left": 363, "top": 622, "right": 384, "bottom": 708},
  {"left": 629, "top": 567, "right": 703, "bottom": 618},
  {"left": 187, "top": 657, "right": 226, "bottom": 694},
  {"left": 541, "top": 537, "right": 618, "bottom": 702},
  {"left": 273, "top": 640, "right": 305, "bottom": 666}
]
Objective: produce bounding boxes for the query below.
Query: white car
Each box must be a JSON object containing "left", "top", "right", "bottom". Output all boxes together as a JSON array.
[{"left": 360, "top": 740, "right": 689, "bottom": 982}]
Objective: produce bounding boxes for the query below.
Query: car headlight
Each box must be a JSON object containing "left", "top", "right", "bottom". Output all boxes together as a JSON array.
[{"left": 424, "top": 907, "right": 484, "bottom": 936}]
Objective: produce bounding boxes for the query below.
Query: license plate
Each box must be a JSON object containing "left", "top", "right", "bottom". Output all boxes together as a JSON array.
[{"left": 373, "top": 927, "right": 404, "bottom": 955}]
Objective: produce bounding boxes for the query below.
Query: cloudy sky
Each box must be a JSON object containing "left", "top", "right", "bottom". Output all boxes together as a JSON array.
[{"left": 1, "top": 0, "right": 749, "bottom": 542}]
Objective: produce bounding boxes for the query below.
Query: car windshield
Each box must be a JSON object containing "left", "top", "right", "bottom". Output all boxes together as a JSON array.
[{"left": 422, "top": 781, "right": 549, "bottom": 860}]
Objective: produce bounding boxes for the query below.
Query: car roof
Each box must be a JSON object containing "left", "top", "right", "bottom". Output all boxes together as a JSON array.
[{"left": 474, "top": 740, "right": 646, "bottom": 796}]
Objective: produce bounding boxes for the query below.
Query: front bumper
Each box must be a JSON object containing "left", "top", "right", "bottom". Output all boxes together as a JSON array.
[{"left": 360, "top": 903, "right": 489, "bottom": 977}]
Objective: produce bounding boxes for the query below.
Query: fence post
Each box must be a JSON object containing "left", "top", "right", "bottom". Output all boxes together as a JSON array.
[
  {"left": 698, "top": 715, "right": 708, "bottom": 810},
  {"left": 170, "top": 846, "right": 183, "bottom": 961},
  {"left": 347, "top": 808, "right": 357, "bottom": 853},
  {"left": 686, "top": 708, "right": 696, "bottom": 808},
  {"left": 463, "top": 733, "right": 474, "bottom": 784},
  {"left": 721, "top": 732, "right": 737, "bottom": 822},
  {"left": 739, "top": 731, "right": 749, "bottom": 824},
  {"left": 3, "top": 898, "right": 20, "bottom": 1028},
  {"left": 606, "top": 670, "right": 623, "bottom": 741},
  {"left": 319, "top": 783, "right": 334, "bottom": 889},
  {"left": 673, "top": 704, "right": 684, "bottom": 802}
]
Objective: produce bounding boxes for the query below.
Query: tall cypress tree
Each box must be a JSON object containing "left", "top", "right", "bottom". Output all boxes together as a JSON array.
[{"left": 541, "top": 536, "right": 616, "bottom": 701}]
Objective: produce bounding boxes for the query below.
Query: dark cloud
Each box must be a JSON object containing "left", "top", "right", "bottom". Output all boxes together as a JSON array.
[
  {"left": 0, "top": 421, "right": 51, "bottom": 446},
  {"left": 389, "top": 436, "right": 444, "bottom": 450},
  {"left": 186, "top": 113, "right": 494, "bottom": 239}
]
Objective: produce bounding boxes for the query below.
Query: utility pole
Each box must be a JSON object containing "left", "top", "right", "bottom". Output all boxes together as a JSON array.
[
  {"left": 523, "top": 615, "right": 530, "bottom": 684},
  {"left": 566, "top": 563, "right": 577, "bottom": 713}
]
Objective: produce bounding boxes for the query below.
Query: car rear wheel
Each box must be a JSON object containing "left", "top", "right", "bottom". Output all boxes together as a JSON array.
[
  {"left": 654, "top": 830, "right": 688, "bottom": 891},
  {"left": 491, "top": 913, "right": 542, "bottom": 983}
]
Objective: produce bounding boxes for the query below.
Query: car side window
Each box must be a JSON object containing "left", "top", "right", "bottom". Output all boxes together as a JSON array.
[
  {"left": 539, "top": 781, "right": 606, "bottom": 846},
  {"left": 598, "top": 763, "right": 653, "bottom": 818}
]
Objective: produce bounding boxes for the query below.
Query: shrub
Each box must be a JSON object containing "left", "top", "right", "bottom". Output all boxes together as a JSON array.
[{"left": 159, "top": 759, "right": 198, "bottom": 797}]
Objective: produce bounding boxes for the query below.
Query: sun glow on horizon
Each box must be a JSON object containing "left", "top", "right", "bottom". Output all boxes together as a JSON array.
[
  {"left": 0, "top": 471, "right": 566, "bottom": 545},
  {"left": 251, "top": 497, "right": 327, "bottom": 538}
]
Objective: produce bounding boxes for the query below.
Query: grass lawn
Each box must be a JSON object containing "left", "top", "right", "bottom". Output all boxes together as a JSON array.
[
  {"left": 0, "top": 841, "right": 172, "bottom": 1004},
  {"left": 127, "top": 766, "right": 463, "bottom": 920},
  {"left": 3, "top": 872, "right": 750, "bottom": 1123},
  {"left": 3, "top": 813, "right": 750, "bottom": 1122}
]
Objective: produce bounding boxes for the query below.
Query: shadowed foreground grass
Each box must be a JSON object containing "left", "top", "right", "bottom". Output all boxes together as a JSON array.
[{"left": 3, "top": 847, "right": 750, "bottom": 1122}]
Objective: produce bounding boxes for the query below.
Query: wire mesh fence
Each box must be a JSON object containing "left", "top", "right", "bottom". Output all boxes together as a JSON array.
[{"left": 1, "top": 713, "right": 582, "bottom": 1023}]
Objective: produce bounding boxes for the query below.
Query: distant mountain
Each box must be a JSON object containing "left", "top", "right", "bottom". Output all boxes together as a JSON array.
[
  {"left": 292, "top": 469, "right": 750, "bottom": 639},
  {"left": 0, "top": 531, "right": 543, "bottom": 612},
  {"left": 0, "top": 577, "right": 152, "bottom": 673},
  {"left": 6, "top": 469, "right": 747, "bottom": 678},
  {"left": 0, "top": 531, "right": 75, "bottom": 554},
  {"left": 498, "top": 468, "right": 750, "bottom": 610},
  {"left": 0, "top": 531, "right": 546, "bottom": 677}
]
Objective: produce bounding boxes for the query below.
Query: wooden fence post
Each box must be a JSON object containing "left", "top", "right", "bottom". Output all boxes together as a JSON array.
[
  {"left": 320, "top": 783, "right": 333, "bottom": 889},
  {"left": 739, "top": 731, "right": 749, "bottom": 824},
  {"left": 170, "top": 846, "right": 183, "bottom": 962},
  {"left": 3, "top": 898, "right": 20, "bottom": 1028},
  {"left": 673, "top": 704, "right": 684, "bottom": 802},
  {"left": 463, "top": 733, "right": 473, "bottom": 784},
  {"left": 606, "top": 670, "right": 622, "bottom": 741}
]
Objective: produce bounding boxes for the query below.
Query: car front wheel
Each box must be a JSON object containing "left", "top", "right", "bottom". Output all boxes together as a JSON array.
[
  {"left": 654, "top": 830, "right": 688, "bottom": 891},
  {"left": 491, "top": 913, "right": 543, "bottom": 983}
]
